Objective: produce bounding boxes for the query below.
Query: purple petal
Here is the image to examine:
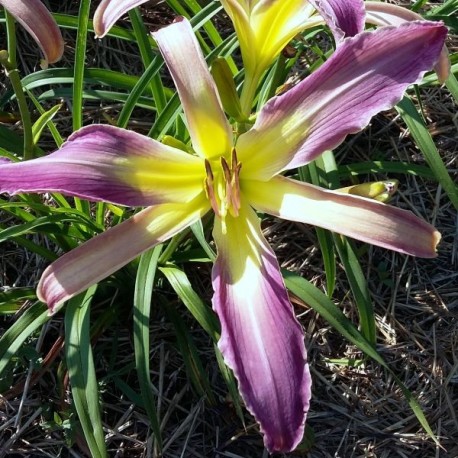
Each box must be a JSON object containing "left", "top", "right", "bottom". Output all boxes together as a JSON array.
[
  {"left": 0, "top": 124, "right": 204, "bottom": 206},
  {"left": 212, "top": 202, "right": 311, "bottom": 452},
  {"left": 0, "top": 0, "right": 64, "bottom": 66},
  {"left": 244, "top": 176, "right": 441, "bottom": 258},
  {"left": 39, "top": 196, "right": 210, "bottom": 313},
  {"left": 310, "top": 0, "right": 365, "bottom": 41},
  {"left": 153, "top": 18, "right": 233, "bottom": 160},
  {"left": 93, "top": 0, "right": 150, "bottom": 38},
  {"left": 364, "top": 1, "right": 450, "bottom": 82},
  {"left": 238, "top": 21, "right": 447, "bottom": 180}
]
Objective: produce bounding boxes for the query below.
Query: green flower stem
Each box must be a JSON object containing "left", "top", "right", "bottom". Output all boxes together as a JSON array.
[
  {"left": 239, "top": 69, "right": 262, "bottom": 117},
  {"left": 0, "top": 53, "right": 35, "bottom": 162},
  {"left": 5, "top": 9, "right": 17, "bottom": 66},
  {"left": 6, "top": 67, "right": 35, "bottom": 160},
  {"left": 1, "top": 11, "right": 34, "bottom": 159},
  {"left": 73, "top": 0, "right": 91, "bottom": 131}
]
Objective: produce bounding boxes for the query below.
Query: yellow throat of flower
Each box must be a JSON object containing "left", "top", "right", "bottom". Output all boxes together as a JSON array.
[{"left": 204, "top": 148, "right": 242, "bottom": 232}]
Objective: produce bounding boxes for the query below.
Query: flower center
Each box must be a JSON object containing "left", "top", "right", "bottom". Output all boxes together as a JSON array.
[{"left": 204, "top": 148, "right": 242, "bottom": 229}]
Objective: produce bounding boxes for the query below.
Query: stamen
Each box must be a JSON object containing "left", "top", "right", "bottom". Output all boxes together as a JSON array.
[
  {"left": 228, "top": 148, "right": 242, "bottom": 216},
  {"left": 204, "top": 159, "right": 219, "bottom": 216},
  {"left": 231, "top": 148, "right": 238, "bottom": 171},
  {"left": 204, "top": 151, "right": 242, "bottom": 220},
  {"left": 205, "top": 158, "right": 214, "bottom": 181},
  {"left": 221, "top": 156, "right": 232, "bottom": 214},
  {"left": 221, "top": 156, "right": 232, "bottom": 183},
  {"left": 231, "top": 162, "right": 242, "bottom": 213}
]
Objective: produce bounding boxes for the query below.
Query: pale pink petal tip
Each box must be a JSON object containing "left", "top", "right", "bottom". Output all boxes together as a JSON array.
[
  {"left": 0, "top": 0, "right": 64, "bottom": 65},
  {"left": 93, "top": 0, "right": 150, "bottom": 38}
]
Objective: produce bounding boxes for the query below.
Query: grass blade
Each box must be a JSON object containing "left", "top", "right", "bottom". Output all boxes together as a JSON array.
[
  {"left": 65, "top": 286, "right": 107, "bottom": 458},
  {"left": 396, "top": 96, "right": 458, "bottom": 210},
  {"left": 0, "top": 301, "right": 49, "bottom": 377},
  {"left": 427, "top": 0, "right": 458, "bottom": 16},
  {"left": 163, "top": 301, "right": 216, "bottom": 404},
  {"left": 38, "top": 87, "right": 156, "bottom": 110},
  {"left": 300, "top": 155, "right": 376, "bottom": 342},
  {"left": 214, "top": 343, "right": 245, "bottom": 424},
  {"left": 337, "top": 160, "right": 435, "bottom": 180},
  {"left": 133, "top": 246, "right": 163, "bottom": 452},
  {"left": 190, "top": 220, "right": 216, "bottom": 261},
  {"left": 333, "top": 236, "right": 376, "bottom": 345},
  {"left": 117, "top": 55, "right": 164, "bottom": 129},
  {"left": 31, "top": 103, "right": 62, "bottom": 145},
  {"left": 159, "top": 267, "right": 245, "bottom": 423},
  {"left": 72, "top": 0, "right": 91, "bottom": 131},
  {"left": 0, "top": 287, "right": 36, "bottom": 312},
  {"left": 298, "top": 163, "right": 336, "bottom": 296},
  {"left": 284, "top": 271, "right": 440, "bottom": 445},
  {"left": 129, "top": 8, "right": 166, "bottom": 113},
  {"left": 445, "top": 72, "right": 458, "bottom": 103},
  {"left": 160, "top": 266, "right": 220, "bottom": 342}
]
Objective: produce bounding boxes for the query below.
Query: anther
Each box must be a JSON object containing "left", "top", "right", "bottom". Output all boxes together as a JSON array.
[
  {"left": 205, "top": 159, "right": 214, "bottom": 181},
  {"left": 204, "top": 159, "right": 219, "bottom": 216},
  {"left": 204, "top": 152, "right": 242, "bottom": 219}
]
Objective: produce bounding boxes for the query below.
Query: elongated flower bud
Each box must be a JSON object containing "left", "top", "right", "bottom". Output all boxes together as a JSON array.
[
  {"left": 338, "top": 180, "right": 399, "bottom": 202},
  {"left": 211, "top": 57, "right": 244, "bottom": 121}
]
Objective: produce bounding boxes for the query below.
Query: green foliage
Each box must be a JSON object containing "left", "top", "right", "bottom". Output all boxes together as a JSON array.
[
  {"left": 396, "top": 96, "right": 458, "bottom": 210},
  {"left": 65, "top": 287, "right": 107, "bottom": 458},
  {"left": 133, "top": 247, "right": 163, "bottom": 452},
  {"left": 283, "top": 271, "right": 441, "bottom": 445}
]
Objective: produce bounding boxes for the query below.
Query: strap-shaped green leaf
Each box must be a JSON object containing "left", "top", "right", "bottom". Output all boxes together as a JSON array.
[
  {"left": 0, "top": 301, "right": 49, "bottom": 377},
  {"left": 284, "top": 271, "right": 439, "bottom": 445},
  {"left": 133, "top": 246, "right": 163, "bottom": 452},
  {"left": 160, "top": 266, "right": 219, "bottom": 341},
  {"left": 396, "top": 96, "right": 458, "bottom": 210},
  {"left": 65, "top": 286, "right": 107, "bottom": 458}
]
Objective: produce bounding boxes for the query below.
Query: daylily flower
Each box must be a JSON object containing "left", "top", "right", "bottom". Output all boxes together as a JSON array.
[
  {"left": 0, "top": 18, "right": 445, "bottom": 452},
  {"left": 0, "top": 0, "right": 64, "bottom": 67},
  {"left": 93, "top": 0, "right": 150, "bottom": 38},
  {"left": 221, "top": 0, "right": 450, "bottom": 113},
  {"left": 220, "top": 0, "right": 366, "bottom": 113}
]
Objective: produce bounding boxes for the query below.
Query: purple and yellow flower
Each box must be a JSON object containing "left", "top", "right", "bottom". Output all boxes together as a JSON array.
[
  {"left": 91, "top": 0, "right": 450, "bottom": 111},
  {"left": 0, "top": 18, "right": 445, "bottom": 452},
  {"left": 220, "top": 0, "right": 366, "bottom": 113},
  {"left": 221, "top": 0, "right": 450, "bottom": 113},
  {"left": 0, "top": 0, "right": 64, "bottom": 67}
]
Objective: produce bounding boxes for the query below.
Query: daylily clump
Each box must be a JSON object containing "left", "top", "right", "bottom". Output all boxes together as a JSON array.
[
  {"left": 0, "top": 15, "right": 446, "bottom": 453},
  {"left": 0, "top": 0, "right": 64, "bottom": 67}
]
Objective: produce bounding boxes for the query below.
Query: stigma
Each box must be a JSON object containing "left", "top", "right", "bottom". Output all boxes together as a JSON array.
[{"left": 204, "top": 148, "right": 242, "bottom": 231}]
